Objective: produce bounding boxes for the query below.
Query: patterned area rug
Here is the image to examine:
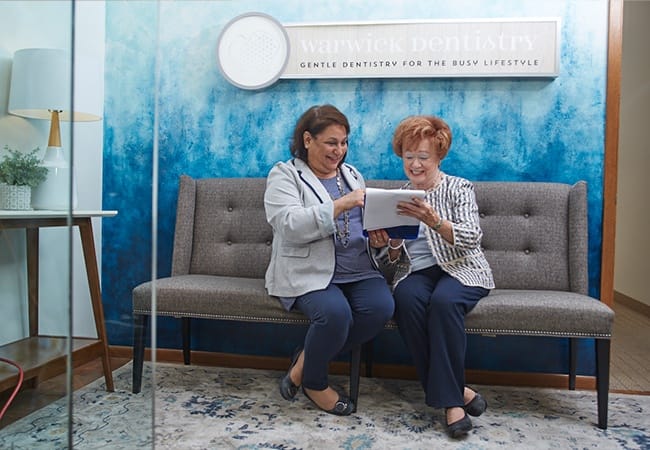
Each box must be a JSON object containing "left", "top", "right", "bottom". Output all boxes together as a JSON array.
[{"left": 1, "top": 362, "right": 648, "bottom": 449}]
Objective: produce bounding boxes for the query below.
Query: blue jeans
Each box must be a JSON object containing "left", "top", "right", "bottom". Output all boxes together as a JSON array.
[
  {"left": 294, "top": 277, "right": 394, "bottom": 391},
  {"left": 393, "top": 265, "right": 489, "bottom": 409}
]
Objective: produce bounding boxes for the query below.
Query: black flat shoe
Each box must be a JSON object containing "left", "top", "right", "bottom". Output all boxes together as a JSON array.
[
  {"left": 446, "top": 413, "right": 472, "bottom": 438},
  {"left": 464, "top": 391, "right": 487, "bottom": 417},
  {"left": 279, "top": 347, "right": 302, "bottom": 401},
  {"left": 302, "top": 387, "right": 355, "bottom": 416}
]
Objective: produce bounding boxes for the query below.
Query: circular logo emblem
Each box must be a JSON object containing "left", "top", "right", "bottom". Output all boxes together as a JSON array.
[{"left": 216, "top": 12, "right": 290, "bottom": 90}]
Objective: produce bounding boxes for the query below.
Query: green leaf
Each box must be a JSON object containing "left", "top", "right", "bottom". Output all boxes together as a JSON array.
[{"left": 0, "top": 145, "right": 49, "bottom": 187}]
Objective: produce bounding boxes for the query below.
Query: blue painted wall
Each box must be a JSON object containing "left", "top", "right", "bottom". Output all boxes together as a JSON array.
[{"left": 103, "top": 1, "right": 608, "bottom": 375}]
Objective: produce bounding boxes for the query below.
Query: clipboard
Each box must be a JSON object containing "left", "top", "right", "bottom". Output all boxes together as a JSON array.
[{"left": 362, "top": 187, "right": 425, "bottom": 239}]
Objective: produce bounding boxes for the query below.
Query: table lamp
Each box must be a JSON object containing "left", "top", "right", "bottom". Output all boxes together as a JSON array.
[{"left": 7, "top": 48, "right": 101, "bottom": 210}]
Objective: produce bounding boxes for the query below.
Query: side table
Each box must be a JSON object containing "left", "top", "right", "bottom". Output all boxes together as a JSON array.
[{"left": 0, "top": 210, "right": 116, "bottom": 392}]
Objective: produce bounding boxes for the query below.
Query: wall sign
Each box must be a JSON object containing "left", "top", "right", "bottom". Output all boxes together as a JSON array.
[
  {"left": 217, "top": 12, "right": 290, "bottom": 89},
  {"left": 217, "top": 13, "right": 560, "bottom": 89}
]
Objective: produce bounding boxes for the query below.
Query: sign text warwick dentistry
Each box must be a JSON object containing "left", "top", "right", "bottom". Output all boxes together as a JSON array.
[{"left": 281, "top": 19, "right": 560, "bottom": 78}]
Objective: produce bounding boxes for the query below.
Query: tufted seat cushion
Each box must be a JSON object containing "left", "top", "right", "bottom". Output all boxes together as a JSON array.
[
  {"left": 380, "top": 289, "right": 614, "bottom": 338},
  {"left": 133, "top": 274, "right": 305, "bottom": 323},
  {"left": 465, "top": 289, "right": 614, "bottom": 337}
]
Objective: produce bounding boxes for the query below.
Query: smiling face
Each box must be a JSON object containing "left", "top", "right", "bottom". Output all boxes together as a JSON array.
[
  {"left": 392, "top": 116, "right": 452, "bottom": 190},
  {"left": 402, "top": 137, "right": 442, "bottom": 190},
  {"left": 304, "top": 124, "right": 349, "bottom": 179}
]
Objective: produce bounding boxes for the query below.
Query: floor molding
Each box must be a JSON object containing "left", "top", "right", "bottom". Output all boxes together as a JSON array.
[
  {"left": 615, "top": 290, "right": 650, "bottom": 317},
  {"left": 110, "top": 345, "right": 597, "bottom": 390}
]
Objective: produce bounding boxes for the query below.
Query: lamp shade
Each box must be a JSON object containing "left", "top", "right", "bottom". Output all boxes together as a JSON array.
[
  {"left": 8, "top": 48, "right": 100, "bottom": 122},
  {"left": 7, "top": 48, "right": 102, "bottom": 210}
]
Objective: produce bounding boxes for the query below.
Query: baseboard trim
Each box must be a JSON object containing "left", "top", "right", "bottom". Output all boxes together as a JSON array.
[
  {"left": 615, "top": 290, "right": 650, "bottom": 317},
  {"left": 110, "top": 345, "right": 596, "bottom": 390}
]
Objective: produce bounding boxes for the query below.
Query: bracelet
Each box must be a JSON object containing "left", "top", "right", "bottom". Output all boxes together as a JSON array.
[
  {"left": 388, "top": 239, "right": 404, "bottom": 250},
  {"left": 432, "top": 217, "right": 444, "bottom": 231}
]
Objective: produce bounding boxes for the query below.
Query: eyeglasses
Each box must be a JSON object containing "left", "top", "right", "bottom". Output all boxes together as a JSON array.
[{"left": 403, "top": 152, "right": 433, "bottom": 163}]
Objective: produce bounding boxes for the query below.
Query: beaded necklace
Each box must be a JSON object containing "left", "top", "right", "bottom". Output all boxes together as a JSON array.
[{"left": 333, "top": 169, "right": 350, "bottom": 247}]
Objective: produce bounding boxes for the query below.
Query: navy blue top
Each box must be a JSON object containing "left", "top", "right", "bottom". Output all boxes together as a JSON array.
[{"left": 320, "top": 176, "right": 382, "bottom": 284}]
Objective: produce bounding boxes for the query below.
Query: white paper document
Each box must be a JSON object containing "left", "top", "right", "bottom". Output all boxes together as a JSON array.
[{"left": 363, "top": 187, "right": 426, "bottom": 238}]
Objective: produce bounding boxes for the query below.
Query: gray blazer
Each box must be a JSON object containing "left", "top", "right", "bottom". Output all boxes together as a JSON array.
[{"left": 264, "top": 158, "right": 367, "bottom": 299}]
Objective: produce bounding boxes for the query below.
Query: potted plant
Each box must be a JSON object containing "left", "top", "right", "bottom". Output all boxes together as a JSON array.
[{"left": 0, "top": 145, "right": 48, "bottom": 210}]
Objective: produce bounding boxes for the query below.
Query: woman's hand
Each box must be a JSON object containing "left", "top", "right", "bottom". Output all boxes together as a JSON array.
[
  {"left": 396, "top": 197, "right": 440, "bottom": 229},
  {"left": 367, "top": 229, "right": 390, "bottom": 248},
  {"left": 333, "top": 189, "right": 365, "bottom": 217},
  {"left": 397, "top": 197, "right": 452, "bottom": 243},
  {"left": 345, "top": 189, "right": 366, "bottom": 209}
]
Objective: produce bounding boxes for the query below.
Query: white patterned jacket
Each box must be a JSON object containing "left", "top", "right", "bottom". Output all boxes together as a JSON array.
[{"left": 378, "top": 173, "right": 495, "bottom": 290}]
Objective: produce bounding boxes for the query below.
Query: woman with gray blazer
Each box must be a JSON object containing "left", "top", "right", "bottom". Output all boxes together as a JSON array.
[{"left": 264, "top": 104, "right": 394, "bottom": 416}]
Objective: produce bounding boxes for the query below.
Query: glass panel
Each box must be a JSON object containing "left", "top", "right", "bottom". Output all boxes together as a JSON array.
[
  {"left": 0, "top": 1, "right": 142, "bottom": 448},
  {"left": 2, "top": 0, "right": 618, "bottom": 447},
  {"left": 70, "top": 0, "right": 129, "bottom": 445},
  {"left": 0, "top": 0, "right": 75, "bottom": 444},
  {"left": 101, "top": 0, "right": 160, "bottom": 446}
]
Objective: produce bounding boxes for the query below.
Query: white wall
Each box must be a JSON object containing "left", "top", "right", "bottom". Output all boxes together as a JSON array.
[
  {"left": 615, "top": 0, "right": 650, "bottom": 307},
  {"left": 0, "top": 1, "right": 105, "bottom": 343}
]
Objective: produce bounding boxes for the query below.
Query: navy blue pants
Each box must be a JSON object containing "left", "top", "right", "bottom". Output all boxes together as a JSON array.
[
  {"left": 294, "top": 277, "right": 394, "bottom": 391},
  {"left": 393, "top": 265, "right": 489, "bottom": 409}
]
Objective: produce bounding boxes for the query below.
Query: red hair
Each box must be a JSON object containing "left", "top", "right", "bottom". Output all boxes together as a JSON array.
[{"left": 392, "top": 115, "right": 452, "bottom": 161}]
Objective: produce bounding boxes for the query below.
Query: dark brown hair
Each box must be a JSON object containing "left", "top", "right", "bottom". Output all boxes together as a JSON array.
[
  {"left": 290, "top": 104, "right": 350, "bottom": 163},
  {"left": 392, "top": 115, "right": 452, "bottom": 161}
]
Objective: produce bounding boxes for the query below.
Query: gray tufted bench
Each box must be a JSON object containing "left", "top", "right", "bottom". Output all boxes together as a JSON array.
[{"left": 131, "top": 175, "right": 614, "bottom": 429}]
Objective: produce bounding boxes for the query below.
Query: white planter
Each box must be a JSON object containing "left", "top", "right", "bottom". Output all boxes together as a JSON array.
[{"left": 0, "top": 183, "right": 32, "bottom": 210}]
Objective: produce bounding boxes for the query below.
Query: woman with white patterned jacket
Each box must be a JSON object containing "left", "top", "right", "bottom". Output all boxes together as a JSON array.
[{"left": 372, "top": 115, "right": 494, "bottom": 438}]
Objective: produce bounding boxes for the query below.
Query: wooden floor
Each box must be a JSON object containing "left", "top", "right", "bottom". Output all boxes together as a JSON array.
[
  {"left": 1, "top": 301, "right": 648, "bottom": 429},
  {"left": 610, "top": 299, "right": 650, "bottom": 393}
]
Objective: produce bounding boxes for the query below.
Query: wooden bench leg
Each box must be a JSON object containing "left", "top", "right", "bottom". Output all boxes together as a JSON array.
[
  {"left": 132, "top": 314, "right": 148, "bottom": 394},
  {"left": 349, "top": 345, "right": 362, "bottom": 413},
  {"left": 596, "top": 338, "right": 611, "bottom": 429},
  {"left": 569, "top": 338, "right": 577, "bottom": 390},
  {"left": 182, "top": 317, "right": 191, "bottom": 365}
]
